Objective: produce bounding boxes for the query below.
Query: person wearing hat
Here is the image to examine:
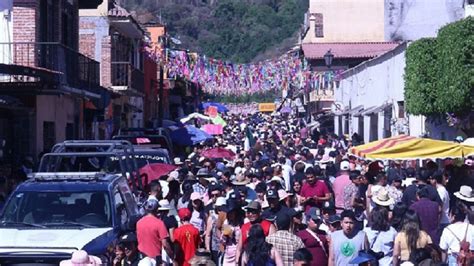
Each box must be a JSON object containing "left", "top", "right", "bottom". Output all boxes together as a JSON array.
[
  {"left": 236, "top": 200, "right": 276, "bottom": 263},
  {"left": 204, "top": 197, "right": 227, "bottom": 264},
  {"left": 297, "top": 207, "right": 329, "bottom": 266},
  {"left": 174, "top": 208, "right": 201, "bottom": 266},
  {"left": 59, "top": 250, "right": 102, "bottom": 266},
  {"left": 156, "top": 199, "right": 178, "bottom": 266},
  {"left": 174, "top": 157, "right": 184, "bottom": 167},
  {"left": 267, "top": 213, "right": 305, "bottom": 265},
  {"left": 188, "top": 248, "right": 216, "bottom": 266},
  {"left": 328, "top": 210, "right": 368, "bottom": 266},
  {"left": 136, "top": 199, "right": 174, "bottom": 265},
  {"left": 220, "top": 198, "right": 246, "bottom": 265},
  {"left": 327, "top": 215, "right": 342, "bottom": 232},
  {"left": 333, "top": 160, "right": 352, "bottom": 213},
  {"left": 189, "top": 192, "right": 207, "bottom": 235},
  {"left": 261, "top": 189, "right": 291, "bottom": 220},
  {"left": 300, "top": 167, "right": 331, "bottom": 212},
  {"left": 113, "top": 233, "right": 141, "bottom": 266}
]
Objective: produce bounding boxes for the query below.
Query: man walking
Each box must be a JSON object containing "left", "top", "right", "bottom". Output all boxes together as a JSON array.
[
  {"left": 328, "top": 210, "right": 368, "bottom": 266},
  {"left": 266, "top": 213, "right": 305, "bottom": 265}
]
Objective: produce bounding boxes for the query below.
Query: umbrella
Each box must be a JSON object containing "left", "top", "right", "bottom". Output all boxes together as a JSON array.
[
  {"left": 170, "top": 125, "right": 213, "bottom": 146},
  {"left": 280, "top": 106, "right": 292, "bottom": 113},
  {"left": 201, "top": 102, "right": 229, "bottom": 113},
  {"left": 463, "top": 138, "right": 474, "bottom": 146},
  {"left": 201, "top": 147, "right": 236, "bottom": 159},
  {"left": 349, "top": 135, "right": 474, "bottom": 160},
  {"left": 139, "top": 163, "right": 178, "bottom": 185}
]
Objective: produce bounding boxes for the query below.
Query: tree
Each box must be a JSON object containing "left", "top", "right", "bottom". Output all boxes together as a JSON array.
[{"left": 404, "top": 17, "right": 474, "bottom": 134}]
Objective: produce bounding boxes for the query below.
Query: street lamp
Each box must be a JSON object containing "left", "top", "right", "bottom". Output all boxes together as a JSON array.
[{"left": 324, "top": 49, "right": 334, "bottom": 68}]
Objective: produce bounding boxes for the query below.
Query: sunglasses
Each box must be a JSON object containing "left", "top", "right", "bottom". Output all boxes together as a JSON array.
[
  {"left": 246, "top": 209, "right": 259, "bottom": 214},
  {"left": 210, "top": 193, "right": 220, "bottom": 198}
]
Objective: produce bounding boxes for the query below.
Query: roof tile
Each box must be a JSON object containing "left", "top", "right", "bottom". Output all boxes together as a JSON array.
[{"left": 302, "top": 42, "right": 400, "bottom": 59}]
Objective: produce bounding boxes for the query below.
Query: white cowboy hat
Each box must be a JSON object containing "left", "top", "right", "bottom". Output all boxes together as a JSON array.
[
  {"left": 158, "top": 199, "right": 171, "bottom": 211},
  {"left": 173, "top": 157, "right": 184, "bottom": 165},
  {"left": 372, "top": 188, "right": 395, "bottom": 206},
  {"left": 454, "top": 185, "right": 474, "bottom": 202}
]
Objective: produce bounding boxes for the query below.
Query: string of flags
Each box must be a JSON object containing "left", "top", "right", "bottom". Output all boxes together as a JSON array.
[{"left": 154, "top": 48, "right": 344, "bottom": 96}]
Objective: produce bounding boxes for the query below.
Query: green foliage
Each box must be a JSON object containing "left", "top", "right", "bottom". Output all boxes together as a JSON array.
[
  {"left": 126, "top": 0, "right": 308, "bottom": 63},
  {"left": 404, "top": 17, "right": 474, "bottom": 116},
  {"left": 404, "top": 38, "right": 438, "bottom": 115}
]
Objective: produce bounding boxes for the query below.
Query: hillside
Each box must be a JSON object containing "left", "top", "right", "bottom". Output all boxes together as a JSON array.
[{"left": 123, "top": 0, "right": 308, "bottom": 63}]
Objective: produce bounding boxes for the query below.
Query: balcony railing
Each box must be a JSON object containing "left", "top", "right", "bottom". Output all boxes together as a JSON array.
[
  {"left": 111, "top": 62, "right": 144, "bottom": 94},
  {"left": 0, "top": 42, "right": 100, "bottom": 91}
]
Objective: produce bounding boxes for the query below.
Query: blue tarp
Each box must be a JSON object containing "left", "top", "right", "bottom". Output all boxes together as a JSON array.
[
  {"left": 170, "top": 125, "right": 213, "bottom": 146},
  {"left": 201, "top": 102, "right": 229, "bottom": 113}
]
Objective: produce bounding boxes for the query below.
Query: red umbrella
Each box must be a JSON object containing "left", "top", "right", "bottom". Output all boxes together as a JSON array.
[
  {"left": 201, "top": 147, "right": 236, "bottom": 159},
  {"left": 139, "top": 163, "right": 178, "bottom": 185}
]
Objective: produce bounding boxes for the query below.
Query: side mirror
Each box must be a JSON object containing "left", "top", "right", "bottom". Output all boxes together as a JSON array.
[{"left": 122, "top": 215, "right": 139, "bottom": 231}]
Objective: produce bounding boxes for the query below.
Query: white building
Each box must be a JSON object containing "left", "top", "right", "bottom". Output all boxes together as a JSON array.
[
  {"left": 331, "top": 0, "right": 470, "bottom": 142},
  {"left": 334, "top": 43, "right": 423, "bottom": 142}
]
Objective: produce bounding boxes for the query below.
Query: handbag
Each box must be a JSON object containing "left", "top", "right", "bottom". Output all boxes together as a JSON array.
[
  {"left": 366, "top": 231, "right": 384, "bottom": 260},
  {"left": 305, "top": 228, "right": 328, "bottom": 257}
]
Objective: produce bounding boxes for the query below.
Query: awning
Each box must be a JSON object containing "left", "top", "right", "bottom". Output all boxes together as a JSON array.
[
  {"left": 342, "top": 105, "right": 363, "bottom": 115},
  {"left": 364, "top": 103, "right": 392, "bottom": 115},
  {"left": 349, "top": 135, "right": 474, "bottom": 160}
]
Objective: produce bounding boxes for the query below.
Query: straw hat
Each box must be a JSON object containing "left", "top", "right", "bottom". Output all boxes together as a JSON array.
[
  {"left": 59, "top": 250, "right": 102, "bottom": 266},
  {"left": 454, "top": 185, "right": 474, "bottom": 202},
  {"left": 372, "top": 188, "right": 395, "bottom": 206},
  {"left": 188, "top": 248, "right": 216, "bottom": 265}
]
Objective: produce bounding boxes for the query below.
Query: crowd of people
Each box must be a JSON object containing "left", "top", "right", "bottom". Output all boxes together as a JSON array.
[{"left": 11, "top": 112, "right": 474, "bottom": 265}]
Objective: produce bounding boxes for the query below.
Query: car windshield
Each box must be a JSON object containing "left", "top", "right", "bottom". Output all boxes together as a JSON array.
[{"left": 0, "top": 191, "right": 112, "bottom": 228}]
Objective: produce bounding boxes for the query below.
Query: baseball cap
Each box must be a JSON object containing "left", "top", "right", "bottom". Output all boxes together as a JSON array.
[
  {"left": 306, "top": 207, "right": 322, "bottom": 221},
  {"left": 119, "top": 232, "right": 137, "bottom": 243},
  {"left": 340, "top": 160, "right": 350, "bottom": 171},
  {"left": 144, "top": 199, "right": 159, "bottom": 212},
  {"left": 178, "top": 208, "right": 192, "bottom": 220},
  {"left": 328, "top": 215, "right": 341, "bottom": 224},
  {"left": 322, "top": 201, "right": 335, "bottom": 211},
  {"left": 349, "top": 251, "right": 377, "bottom": 264},
  {"left": 266, "top": 189, "right": 279, "bottom": 200}
]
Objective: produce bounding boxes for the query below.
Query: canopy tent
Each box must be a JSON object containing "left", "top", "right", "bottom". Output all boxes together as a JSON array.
[
  {"left": 180, "top": 112, "right": 211, "bottom": 124},
  {"left": 201, "top": 102, "right": 229, "bottom": 113},
  {"left": 170, "top": 125, "right": 213, "bottom": 146},
  {"left": 349, "top": 135, "right": 474, "bottom": 160},
  {"left": 463, "top": 138, "right": 474, "bottom": 146}
]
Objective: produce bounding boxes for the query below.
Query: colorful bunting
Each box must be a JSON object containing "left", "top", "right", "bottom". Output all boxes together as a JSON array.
[{"left": 157, "top": 49, "right": 344, "bottom": 96}]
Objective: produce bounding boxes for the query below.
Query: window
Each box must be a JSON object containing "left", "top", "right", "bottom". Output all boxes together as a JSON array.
[
  {"left": 397, "top": 101, "right": 405, "bottom": 118},
  {"left": 43, "top": 121, "right": 55, "bottom": 152},
  {"left": 114, "top": 189, "right": 128, "bottom": 226},
  {"left": 314, "top": 13, "right": 324, "bottom": 38}
]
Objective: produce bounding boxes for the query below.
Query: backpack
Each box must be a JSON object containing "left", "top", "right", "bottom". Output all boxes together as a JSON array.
[{"left": 448, "top": 223, "right": 473, "bottom": 266}]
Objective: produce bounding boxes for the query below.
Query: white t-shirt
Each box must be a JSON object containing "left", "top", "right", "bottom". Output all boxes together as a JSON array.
[
  {"left": 436, "top": 185, "right": 450, "bottom": 224},
  {"left": 439, "top": 222, "right": 474, "bottom": 254}
]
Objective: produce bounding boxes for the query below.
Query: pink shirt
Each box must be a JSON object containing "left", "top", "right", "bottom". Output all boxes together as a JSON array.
[{"left": 333, "top": 174, "right": 351, "bottom": 212}]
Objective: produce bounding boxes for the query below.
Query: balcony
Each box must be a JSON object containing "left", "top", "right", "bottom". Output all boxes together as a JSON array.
[
  {"left": 111, "top": 62, "right": 144, "bottom": 95},
  {"left": 0, "top": 42, "right": 100, "bottom": 94}
]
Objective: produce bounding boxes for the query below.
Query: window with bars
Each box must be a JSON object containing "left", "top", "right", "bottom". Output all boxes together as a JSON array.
[{"left": 314, "top": 13, "right": 324, "bottom": 38}]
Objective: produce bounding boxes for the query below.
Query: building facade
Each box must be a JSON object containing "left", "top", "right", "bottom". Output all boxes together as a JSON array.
[{"left": 0, "top": 0, "right": 105, "bottom": 165}]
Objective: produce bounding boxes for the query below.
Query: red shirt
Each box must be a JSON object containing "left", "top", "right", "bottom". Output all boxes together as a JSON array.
[
  {"left": 173, "top": 224, "right": 200, "bottom": 266},
  {"left": 241, "top": 220, "right": 272, "bottom": 245},
  {"left": 137, "top": 215, "right": 169, "bottom": 258},
  {"left": 300, "top": 180, "right": 330, "bottom": 211}
]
